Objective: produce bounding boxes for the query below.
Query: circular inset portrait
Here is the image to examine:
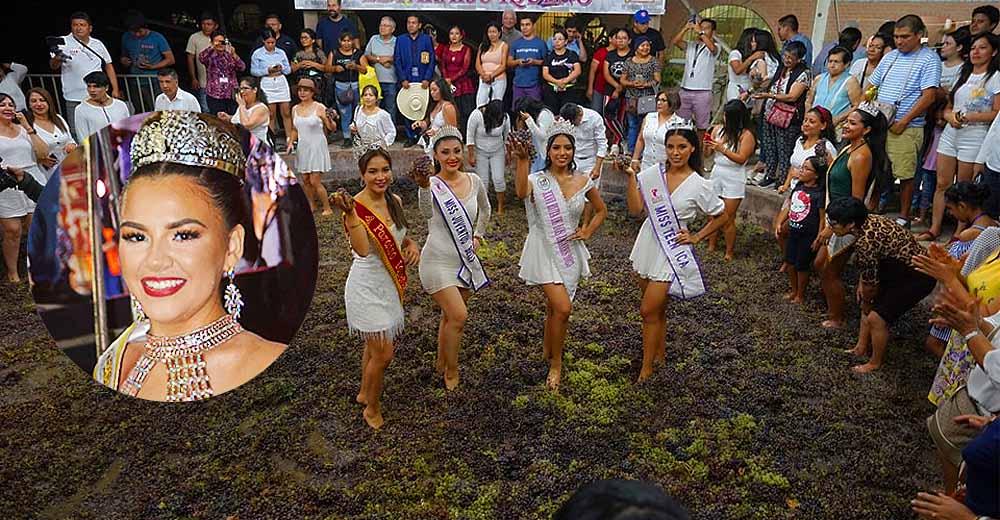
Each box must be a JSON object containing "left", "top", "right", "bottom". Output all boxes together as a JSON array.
[{"left": 27, "top": 110, "right": 319, "bottom": 402}]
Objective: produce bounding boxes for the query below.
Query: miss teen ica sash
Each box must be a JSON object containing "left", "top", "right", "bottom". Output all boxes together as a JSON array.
[
  {"left": 350, "top": 200, "right": 407, "bottom": 302},
  {"left": 636, "top": 165, "right": 707, "bottom": 299},
  {"left": 530, "top": 172, "right": 582, "bottom": 300},
  {"left": 429, "top": 176, "right": 490, "bottom": 291}
]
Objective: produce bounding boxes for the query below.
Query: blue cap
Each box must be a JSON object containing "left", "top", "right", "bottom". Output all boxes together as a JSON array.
[{"left": 634, "top": 10, "right": 651, "bottom": 24}]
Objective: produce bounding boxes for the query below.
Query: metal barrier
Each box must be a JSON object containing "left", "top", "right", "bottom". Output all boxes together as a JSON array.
[{"left": 25, "top": 74, "right": 161, "bottom": 116}]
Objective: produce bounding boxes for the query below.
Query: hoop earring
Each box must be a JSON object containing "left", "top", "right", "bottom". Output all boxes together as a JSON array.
[
  {"left": 131, "top": 296, "right": 147, "bottom": 323},
  {"left": 224, "top": 268, "right": 244, "bottom": 321}
]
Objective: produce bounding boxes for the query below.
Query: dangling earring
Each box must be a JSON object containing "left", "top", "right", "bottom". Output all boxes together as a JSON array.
[
  {"left": 224, "top": 268, "right": 244, "bottom": 321},
  {"left": 131, "top": 296, "right": 147, "bottom": 322}
]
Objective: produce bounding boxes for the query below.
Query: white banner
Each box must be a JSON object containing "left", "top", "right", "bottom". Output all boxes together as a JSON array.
[{"left": 296, "top": 0, "right": 664, "bottom": 15}]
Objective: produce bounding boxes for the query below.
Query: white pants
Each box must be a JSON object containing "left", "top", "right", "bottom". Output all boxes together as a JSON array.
[
  {"left": 475, "top": 77, "right": 506, "bottom": 108},
  {"left": 475, "top": 147, "right": 506, "bottom": 193}
]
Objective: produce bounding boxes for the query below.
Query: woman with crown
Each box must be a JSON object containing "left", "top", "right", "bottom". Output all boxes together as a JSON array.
[
  {"left": 330, "top": 126, "right": 421, "bottom": 429},
  {"left": 94, "top": 111, "right": 287, "bottom": 402},
  {"left": 622, "top": 118, "right": 729, "bottom": 382},
  {"left": 509, "top": 117, "right": 607, "bottom": 391},
  {"left": 409, "top": 125, "right": 491, "bottom": 391}
]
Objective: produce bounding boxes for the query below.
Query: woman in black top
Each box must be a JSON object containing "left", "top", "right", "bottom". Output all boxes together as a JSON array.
[
  {"left": 602, "top": 27, "right": 633, "bottom": 128},
  {"left": 330, "top": 31, "right": 368, "bottom": 148},
  {"left": 291, "top": 29, "right": 332, "bottom": 106},
  {"left": 541, "top": 29, "right": 582, "bottom": 114}
]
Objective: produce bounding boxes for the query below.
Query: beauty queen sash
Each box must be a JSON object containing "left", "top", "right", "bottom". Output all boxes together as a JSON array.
[
  {"left": 429, "top": 176, "right": 490, "bottom": 292},
  {"left": 350, "top": 200, "right": 407, "bottom": 302},
  {"left": 636, "top": 165, "right": 707, "bottom": 300},
  {"left": 530, "top": 172, "right": 582, "bottom": 301}
]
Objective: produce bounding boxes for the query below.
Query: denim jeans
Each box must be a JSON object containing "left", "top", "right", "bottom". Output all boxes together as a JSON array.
[
  {"left": 981, "top": 165, "right": 1000, "bottom": 217},
  {"left": 589, "top": 91, "right": 605, "bottom": 116},
  {"left": 194, "top": 88, "right": 209, "bottom": 113},
  {"left": 379, "top": 81, "right": 398, "bottom": 137},
  {"left": 335, "top": 81, "right": 359, "bottom": 140},
  {"left": 911, "top": 167, "right": 936, "bottom": 210},
  {"left": 626, "top": 110, "right": 641, "bottom": 153}
]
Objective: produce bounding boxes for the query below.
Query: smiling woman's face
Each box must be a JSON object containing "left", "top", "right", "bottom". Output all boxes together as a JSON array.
[{"left": 119, "top": 174, "right": 241, "bottom": 331}]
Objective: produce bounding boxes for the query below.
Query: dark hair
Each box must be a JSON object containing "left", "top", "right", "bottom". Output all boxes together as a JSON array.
[
  {"left": 778, "top": 14, "right": 799, "bottom": 32},
  {"left": 920, "top": 91, "right": 948, "bottom": 162},
  {"left": 518, "top": 14, "right": 536, "bottom": 23},
  {"left": 950, "top": 33, "right": 1000, "bottom": 104},
  {"left": 0, "top": 93, "right": 15, "bottom": 108},
  {"left": 895, "top": 14, "right": 926, "bottom": 35},
  {"left": 559, "top": 102, "right": 582, "bottom": 123},
  {"left": 701, "top": 18, "right": 717, "bottom": 31},
  {"left": 565, "top": 18, "right": 582, "bottom": 31},
  {"left": 264, "top": 13, "right": 282, "bottom": 23},
  {"left": 124, "top": 10, "right": 146, "bottom": 31},
  {"left": 300, "top": 28, "right": 318, "bottom": 50},
  {"left": 944, "top": 26, "right": 973, "bottom": 61},
  {"left": 972, "top": 5, "right": 1000, "bottom": 28},
  {"left": 156, "top": 68, "right": 178, "bottom": 79},
  {"left": 83, "top": 70, "right": 111, "bottom": 88},
  {"left": 260, "top": 28, "right": 277, "bottom": 41},
  {"left": 424, "top": 77, "right": 455, "bottom": 121},
  {"left": 199, "top": 11, "right": 218, "bottom": 24},
  {"left": 735, "top": 28, "right": 755, "bottom": 59},
  {"left": 772, "top": 42, "right": 808, "bottom": 93},
  {"left": 870, "top": 32, "right": 890, "bottom": 52},
  {"left": 784, "top": 40, "right": 807, "bottom": 60},
  {"left": 340, "top": 30, "right": 356, "bottom": 42},
  {"left": 663, "top": 128, "right": 704, "bottom": 173},
  {"left": 827, "top": 46, "right": 853, "bottom": 65},
  {"left": 660, "top": 88, "right": 681, "bottom": 112},
  {"left": 753, "top": 30, "right": 781, "bottom": 64},
  {"left": 482, "top": 99, "right": 506, "bottom": 134},
  {"left": 360, "top": 84, "right": 379, "bottom": 99},
  {"left": 25, "top": 87, "right": 68, "bottom": 133},
  {"left": 804, "top": 106, "right": 837, "bottom": 143},
  {"left": 554, "top": 479, "right": 690, "bottom": 520},
  {"left": 945, "top": 181, "right": 990, "bottom": 209},
  {"left": 721, "top": 99, "right": 753, "bottom": 151},
  {"left": 516, "top": 96, "right": 545, "bottom": 122},
  {"left": 69, "top": 11, "right": 92, "bottom": 24},
  {"left": 852, "top": 107, "right": 890, "bottom": 194},
  {"left": 803, "top": 155, "right": 829, "bottom": 188},
  {"left": 358, "top": 148, "right": 409, "bottom": 229},
  {"left": 877, "top": 21, "right": 896, "bottom": 38},
  {"left": 552, "top": 28, "right": 569, "bottom": 43},
  {"left": 839, "top": 27, "right": 863, "bottom": 50},
  {"left": 481, "top": 22, "right": 502, "bottom": 53},
  {"left": 826, "top": 196, "right": 868, "bottom": 228},
  {"left": 210, "top": 30, "right": 227, "bottom": 42},
  {"left": 130, "top": 163, "right": 248, "bottom": 232},
  {"left": 543, "top": 132, "right": 577, "bottom": 173},
  {"left": 239, "top": 76, "right": 268, "bottom": 104},
  {"left": 613, "top": 27, "right": 631, "bottom": 40}
]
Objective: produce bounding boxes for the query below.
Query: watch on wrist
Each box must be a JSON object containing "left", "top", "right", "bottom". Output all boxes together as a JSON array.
[{"left": 964, "top": 329, "right": 981, "bottom": 341}]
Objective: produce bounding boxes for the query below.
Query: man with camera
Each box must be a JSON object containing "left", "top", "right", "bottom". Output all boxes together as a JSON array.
[{"left": 49, "top": 12, "right": 120, "bottom": 133}]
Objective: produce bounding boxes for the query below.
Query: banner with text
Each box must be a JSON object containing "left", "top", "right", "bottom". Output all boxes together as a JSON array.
[{"left": 296, "top": 0, "right": 664, "bottom": 15}]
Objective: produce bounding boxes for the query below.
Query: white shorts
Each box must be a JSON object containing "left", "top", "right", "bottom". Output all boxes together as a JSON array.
[
  {"left": 711, "top": 165, "right": 746, "bottom": 199},
  {"left": 937, "top": 124, "right": 990, "bottom": 163}
]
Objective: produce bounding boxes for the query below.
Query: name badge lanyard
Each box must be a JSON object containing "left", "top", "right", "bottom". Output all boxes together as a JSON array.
[{"left": 689, "top": 44, "right": 707, "bottom": 78}]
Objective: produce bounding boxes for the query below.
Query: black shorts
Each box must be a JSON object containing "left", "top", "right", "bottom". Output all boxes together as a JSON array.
[
  {"left": 871, "top": 259, "right": 937, "bottom": 324},
  {"left": 784, "top": 230, "right": 818, "bottom": 272}
]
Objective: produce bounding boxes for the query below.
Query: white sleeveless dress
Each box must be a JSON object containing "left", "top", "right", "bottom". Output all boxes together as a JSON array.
[
  {"left": 0, "top": 127, "right": 47, "bottom": 217},
  {"left": 417, "top": 173, "right": 492, "bottom": 294},
  {"left": 630, "top": 171, "right": 724, "bottom": 282},
  {"left": 518, "top": 172, "right": 594, "bottom": 286},
  {"left": 639, "top": 113, "right": 683, "bottom": 172},
  {"left": 231, "top": 103, "right": 270, "bottom": 146},
  {"left": 344, "top": 224, "right": 407, "bottom": 342},
  {"left": 424, "top": 109, "right": 447, "bottom": 157},
  {"left": 34, "top": 115, "right": 76, "bottom": 180},
  {"left": 708, "top": 128, "right": 749, "bottom": 199},
  {"left": 293, "top": 106, "right": 331, "bottom": 173}
]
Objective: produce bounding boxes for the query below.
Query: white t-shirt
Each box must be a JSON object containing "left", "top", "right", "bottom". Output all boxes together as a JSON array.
[
  {"left": 185, "top": 31, "right": 213, "bottom": 87},
  {"left": 0, "top": 63, "right": 28, "bottom": 111},
  {"left": 74, "top": 99, "right": 131, "bottom": 141},
  {"left": 849, "top": 59, "right": 879, "bottom": 90},
  {"left": 58, "top": 34, "right": 113, "bottom": 102},
  {"left": 726, "top": 49, "right": 751, "bottom": 101},
  {"left": 681, "top": 41, "right": 719, "bottom": 91},
  {"left": 940, "top": 61, "right": 964, "bottom": 92},
  {"left": 788, "top": 138, "right": 837, "bottom": 189},
  {"left": 154, "top": 88, "right": 202, "bottom": 112},
  {"left": 953, "top": 71, "right": 1000, "bottom": 117}
]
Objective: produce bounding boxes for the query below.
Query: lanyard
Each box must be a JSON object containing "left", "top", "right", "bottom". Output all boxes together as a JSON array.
[{"left": 690, "top": 43, "right": 707, "bottom": 78}]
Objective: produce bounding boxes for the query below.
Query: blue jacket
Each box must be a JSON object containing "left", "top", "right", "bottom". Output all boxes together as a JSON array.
[{"left": 394, "top": 33, "right": 436, "bottom": 83}]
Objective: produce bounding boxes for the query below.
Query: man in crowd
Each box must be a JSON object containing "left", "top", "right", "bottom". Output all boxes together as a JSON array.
[
  {"left": 509, "top": 15, "right": 548, "bottom": 103},
  {"left": 813, "top": 26, "right": 864, "bottom": 73},
  {"left": 395, "top": 14, "right": 436, "bottom": 148},
  {"left": 0, "top": 63, "right": 28, "bottom": 112},
  {"left": 500, "top": 9, "right": 522, "bottom": 46},
  {"left": 50, "top": 12, "right": 119, "bottom": 131},
  {"left": 365, "top": 16, "right": 398, "bottom": 131},
  {"left": 629, "top": 10, "right": 666, "bottom": 59},
  {"left": 868, "top": 14, "right": 940, "bottom": 227},
  {"left": 317, "top": 0, "right": 359, "bottom": 51},
  {"left": 561, "top": 102, "right": 607, "bottom": 227},
  {"left": 672, "top": 17, "right": 718, "bottom": 138},
  {"left": 120, "top": 10, "right": 174, "bottom": 111},
  {"left": 185, "top": 12, "right": 218, "bottom": 112},
  {"left": 547, "top": 18, "right": 587, "bottom": 63},
  {"left": 970, "top": 5, "right": 999, "bottom": 35},
  {"left": 254, "top": 14, "right": 297, "bottom": 63},
  {"left": 777, "top": 14, "right": 813, "bottom": 67},
  {"left": 153, "top": 68, "right": 201, "bottom": 112}
]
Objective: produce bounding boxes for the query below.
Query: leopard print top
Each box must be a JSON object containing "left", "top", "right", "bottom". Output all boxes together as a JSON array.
[{"left": 853, "top": 215, "right": 927, "bottom": 284}]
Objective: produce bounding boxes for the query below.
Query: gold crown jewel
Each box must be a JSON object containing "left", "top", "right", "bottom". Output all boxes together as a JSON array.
[
  {"left": 430, "top": 125, "right": 464, "bottom": 149},
  {"left": 352, "top": 124, "right": 388, "bottom": 161},
  {"left": 856, "top": 101, "right": 882, "bottom": 118},
  {"left": 545, "top": 117, "right": 577, "bottom": 141},
  {"left": 130, "top": 111, "right": 246, "bottom": 177},
  {"left": 664, "top": 118, "right": 696, "bottom": 132}
]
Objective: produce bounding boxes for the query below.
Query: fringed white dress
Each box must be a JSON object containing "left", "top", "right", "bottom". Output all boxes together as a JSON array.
[{"left": 344, "top": 224, "right": 407, "bottom": 342}]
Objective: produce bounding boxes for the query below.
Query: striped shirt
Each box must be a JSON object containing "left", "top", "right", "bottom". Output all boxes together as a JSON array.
[{"left": 868, "top": 46, "right": 941, "bottom": 127}]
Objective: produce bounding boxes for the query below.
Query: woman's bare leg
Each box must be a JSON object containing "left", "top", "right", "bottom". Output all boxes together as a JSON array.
[{"left": 541, "top": 283, "right": 572, "bottom": 391}]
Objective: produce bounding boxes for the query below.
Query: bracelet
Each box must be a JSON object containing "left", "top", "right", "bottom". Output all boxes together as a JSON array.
[{"left": 964, "top": 329, "right": 982, "bottom": 342}]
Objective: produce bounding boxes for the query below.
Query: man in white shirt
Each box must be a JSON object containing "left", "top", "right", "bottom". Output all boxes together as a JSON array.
[
  {"left": 154, "top": 69, "right": 201, "bottom": 112},
  {"left": 560, "top": 103, "right": 607, "bottom": 227},
  {"left": 0, "top": 63, "right": 28, "bottom": 111},
  {"left": 671, "top": 18, "right": 719, "bottom": 136},
  {"left": 49, "top": 11, "right": 120, "bottom": 133},
  {"left": 185, "top": 11, "right": 218, "bottom": 112},
  {"left": 74, "top": 71, "right": 131, "bottom": 142}
]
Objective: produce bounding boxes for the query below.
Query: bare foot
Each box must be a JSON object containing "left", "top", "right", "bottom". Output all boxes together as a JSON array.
[
  {"left": 653, "top": 353, "right": 665, "bottom": 366},
  {"left": 546, "top": 366, "right": 561, "bottom": 391},
  {"left": 821, "top": 320, "right": 844, "bottom": 329},
  {"left": 843, "top": 345, "right": 867, "bottom": 356},
  {"left": 791, "top": 297, "right": 804, "bottom": 305},
  {"left": 321, "top": 208, "right": 334, "bottom": 216},
  {"left": 707, "top": 243, "right": 717, "bottom": 253},
  {"left": 435, "top": 355, "right": 445, "bottom": 376},
  {"left": 851, "top": 362, "right": 880, "bottom": 374},
  {"left": 356, "top": 392, "right": 367, "bottom": 405},
  {"left": 637, "top": 367, "right": 653, "bottom": 382},
  {"left": 724, "top": 254, "right": 734, "bottom": 262},
  {"left": 363, "top": 406, "right": 384, "bottom": 429},
  {"left": 444, "top": 369, "right": 460, "bottom": 391},
  {"left": 778, "top": 264, "right": 787, "bottom": 273},
  {"left": 782, "top": 292, "right": 794, "bottom": 301}
]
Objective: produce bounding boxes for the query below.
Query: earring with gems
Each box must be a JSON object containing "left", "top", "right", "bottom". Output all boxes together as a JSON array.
[{"left": 223, "top": 267, "right": 244, "bottom": 321}]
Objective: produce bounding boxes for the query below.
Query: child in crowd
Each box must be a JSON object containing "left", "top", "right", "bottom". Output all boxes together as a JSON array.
[
  {"left": 776, "top": 153, "right": 827, "bottom": 304},
  {"left": 912, "top": 95, "right": 948, "bottom": 225}
]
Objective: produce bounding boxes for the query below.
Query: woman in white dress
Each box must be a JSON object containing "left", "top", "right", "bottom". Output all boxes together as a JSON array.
[
  {"left": 351, "top": 85, "right": 395, "bottom": 148},
  {"left": 411, "top": 126, "right": 491, "bottom": 390},
  {"left": 26, "top": 87, "right": 76, "bottom": 180},
  {"left": 703, "top": 99, "right": 757, "bottom": 260},
  {"left": 413, "top": 78, "right": 458, "bottom": 158},
  {"left": 0, "top": 93, "right": 48, "bottom": 283},
  {"left": 331, "top": 142, "right": 420, "bottom": 429},
  {"left": 250, "top": 29, "right": 293, "bottom": 143},
  {"left": 622, "top": 120, "right": 728, "bottom": 381},
  {"left": 510, "top": 118, "right": 607, "bottom": 391},
  {"left": 288, "top": 77, "right": 335, "bottom": 215},
  {"left": 218, "top": 77, "right": 271, "bottom": 146},
  {"left": 631, "top": 89, "right": 681, "bottom": 173}
]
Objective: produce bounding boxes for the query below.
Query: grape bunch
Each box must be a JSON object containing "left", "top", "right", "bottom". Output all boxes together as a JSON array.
[
  {"left": 506, "top": 129, "right": 537, "bottom": 162},
  {"left": 407, "top": 155, "right": 433, "bottom": 179}
]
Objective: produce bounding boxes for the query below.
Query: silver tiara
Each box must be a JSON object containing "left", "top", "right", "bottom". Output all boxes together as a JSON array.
[
  {"left": 352, "top": 124, "right": 388, "bottom": 160},
  {"left": 130, "top": 111, "right": 246, "bottom": 177},
  {"left": 856, "top": 101, "right": 882, "bottom": 118},
  {"left": 664, "top": 118, "right": 696, "bottom": 132},
  {"left": 430, "top": 125, "right": 463, "bottom": 149},
  {"left": 545, "top": 117, "right": 577, "bottom": 141}
]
